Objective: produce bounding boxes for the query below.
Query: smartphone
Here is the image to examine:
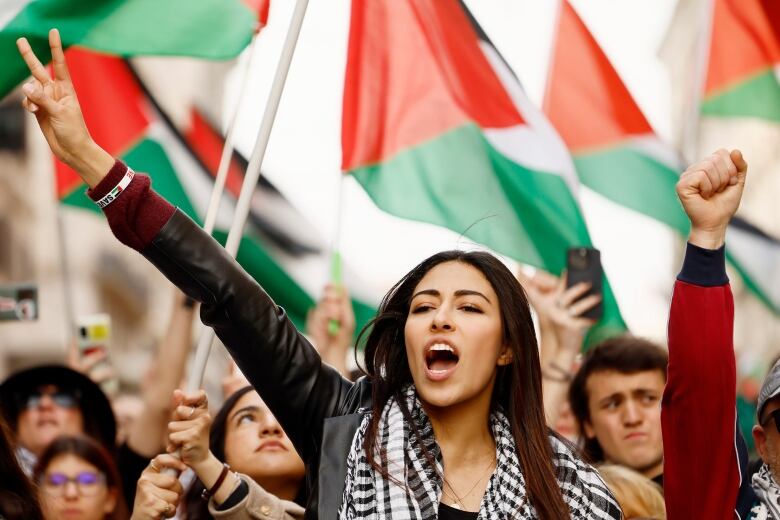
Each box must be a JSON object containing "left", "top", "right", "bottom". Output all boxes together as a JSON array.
[
  {"left": 566, "top": 247, "right": 603, "bottom": 321},
  {"left": 77, "top": 314, "right": 119, "bottom": 395},
  {"left": 0, "top": 283, "right": 38, "bottom": 321}
]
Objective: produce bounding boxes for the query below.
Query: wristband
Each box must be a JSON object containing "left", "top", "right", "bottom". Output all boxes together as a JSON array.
[
  {"left": 201, "top": 463, "right": 231, "bottom": 501},
  {"left": 94, "top": 166, "right": 135, "bottom": 209}
]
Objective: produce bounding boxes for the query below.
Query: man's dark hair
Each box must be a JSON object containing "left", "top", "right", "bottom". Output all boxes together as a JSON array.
[{"left": 568, "top": 335, "right": 668, "bottom": 462}]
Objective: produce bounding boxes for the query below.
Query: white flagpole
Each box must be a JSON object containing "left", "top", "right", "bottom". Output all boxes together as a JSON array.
[
  {"left": 184, "top": 0, "right": 310, "bottom": 393},
  {"left": 55, "top": 206, "right": 77, "bottom": 340},
  {"left": 182, "top": 31, "right": 261, "bottom": 394},
  {"left": 201, "top": 33, "right": 261, "bottom": 236}
]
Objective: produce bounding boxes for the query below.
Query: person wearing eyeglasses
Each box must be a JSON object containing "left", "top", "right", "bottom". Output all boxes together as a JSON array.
[{"left": 33, "top": 435, "right": 129, "bottom": 520}]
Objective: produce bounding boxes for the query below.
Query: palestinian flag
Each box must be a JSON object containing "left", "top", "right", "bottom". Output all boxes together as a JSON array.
[
  {"left": 55, "top": 48, "right": 377, "bottom": 332},
  {"left": 702, "top": 0, "right": 780, "bottom": 121},
  {"left": 540, "top": 0, "right": 702, "bottom": 332},
  {"left": 0, "top": 0, "right": 268, "bottom": 99},
  {"left": 661, "top": 0, "right": 780, "bottom": 314},
  {"left": 544, "top": 0, "right": 688, "bottom": 235},
  {"left": 340, "top": 0, "right": 625, "bottom": 342}
]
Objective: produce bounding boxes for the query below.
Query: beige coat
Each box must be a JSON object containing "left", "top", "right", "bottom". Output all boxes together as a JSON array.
[{"left": 207, "top": 474, "right": 305, "bottom": 520}]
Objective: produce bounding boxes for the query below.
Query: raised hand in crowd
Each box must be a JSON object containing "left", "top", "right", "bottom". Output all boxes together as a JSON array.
[
  {"left": 677, "top": 148, "right": 747, "bottom": 247},
  {"left": 66, "top": 339, "right": 118, "bottom": 397},
  {"left": 517, "top": 269, "right": 600, "bottom": 425},
  {"left": 305, "top": 283, "right": 355, "bottom": 378},
  {"left": 16, "top": 29, "right": 114, "bottom": 186},
  {"left": 662, "top": 149, "right": 751, "bottom": 519},
  {"left": 131, "top": 454, "right": 186, "bottom": 520}
]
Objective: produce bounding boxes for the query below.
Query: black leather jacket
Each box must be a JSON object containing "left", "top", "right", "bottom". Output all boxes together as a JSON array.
[{"left": 142, "top": 210, "right": 370, "bottom": 519}]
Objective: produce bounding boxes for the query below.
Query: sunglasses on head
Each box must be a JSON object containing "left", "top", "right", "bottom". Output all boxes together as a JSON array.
[
  {"left": 761, "top": 408, "right": 780, "bottom": 433},
  {"left": 21, "top": 388, "right": 80, "bottom": 410}
]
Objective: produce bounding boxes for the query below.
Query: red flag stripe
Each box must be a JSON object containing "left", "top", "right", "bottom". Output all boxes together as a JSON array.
[
  {"left": 544, "top": 0, "right": 653, "bottom": 152},
  {"left": 341, "top": 0, "right": 524, "bottom": 171},
  {"left": 705, "top": 0, "right": 780, "bottom": 96},
  {"left": 184, "top": 109, "right": 246, "bottom": 197}
]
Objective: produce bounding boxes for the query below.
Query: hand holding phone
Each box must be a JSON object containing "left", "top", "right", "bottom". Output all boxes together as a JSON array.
[
  {"left": 566, "top": 247, "right": 603, "bottom": 321},
  {"left": 74, "top": 314, "right": 119, "bottom": 396}
]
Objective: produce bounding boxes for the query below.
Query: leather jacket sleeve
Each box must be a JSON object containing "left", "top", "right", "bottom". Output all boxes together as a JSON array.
[{"left": 141, "top": 209, "right": 353, "bottom": 462}]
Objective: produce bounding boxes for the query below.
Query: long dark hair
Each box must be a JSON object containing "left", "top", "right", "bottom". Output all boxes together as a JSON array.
[
  {"left": 0, "top": 418, "right": 44, "bottom": 520},
  {"left": 360, "top": 250, "right": 570, "bottom": 518},
  {"left": 33, "top": 435, "right": 129, "bottom": 520}
]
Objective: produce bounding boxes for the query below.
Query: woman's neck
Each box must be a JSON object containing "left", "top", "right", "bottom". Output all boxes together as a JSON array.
[
  {"left": 256, "top": 476, "right": 300, "bottom": 502},
  {"left": 423, "top": 387, "right": 496, "bottom": 470}
]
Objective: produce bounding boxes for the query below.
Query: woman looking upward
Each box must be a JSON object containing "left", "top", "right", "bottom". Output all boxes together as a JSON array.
[{"left": 16, "top": 30, "right": 621, "bottom": 519}]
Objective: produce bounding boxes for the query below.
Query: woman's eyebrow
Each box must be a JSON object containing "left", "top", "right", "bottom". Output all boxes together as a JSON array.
[
  {"left": 411, "top": 288, "right": 490, "bottom": 303},
  {"left": 454, "top": 289, "right": 490, "bottom": 303},
  {"left": 412, "top": 289, "right": 440, "bottom": 300},
  {"left": 229, "top": 405, "right": 260, "bottom": 420}
]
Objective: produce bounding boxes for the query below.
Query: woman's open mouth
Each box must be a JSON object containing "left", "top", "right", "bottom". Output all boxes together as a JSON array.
[{"left": 424, "top": 342, "right": 460, "bottom": 381}]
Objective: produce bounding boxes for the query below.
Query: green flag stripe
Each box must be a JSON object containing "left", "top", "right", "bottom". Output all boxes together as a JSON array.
[
  {"left": 212, "top": 229, "right": 313, "bottom": 330},
  {"left": 0, "top": 0, "right": 254, "bottom": 99},
  {"left": 352, "top": 124, "right": 589, "bottom": 271},
  {"left": 351, "top": 122, "right": 625, "bottom": 344},
  {"left": 702, "top": 68, "right": 780, "bottom": 122},
  {"left": 574, "top": 148, "right": 690, "bottom": 234}
]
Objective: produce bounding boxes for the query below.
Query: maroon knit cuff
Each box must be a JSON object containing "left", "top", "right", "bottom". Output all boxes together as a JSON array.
[
  {"left": 87, "top": 159, "right": 128, "bottom": 201},
  {"left": 87, "top": 159, "right": 176, "bottom": 251}
]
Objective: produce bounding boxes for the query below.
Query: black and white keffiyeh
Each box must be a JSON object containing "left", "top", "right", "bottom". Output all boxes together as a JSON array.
[
  {"left": 751, "top": 464, "right": 780, "bottom": 519},
  {"left": 338, "top": 385, "right": 621, "bottom": 519}
]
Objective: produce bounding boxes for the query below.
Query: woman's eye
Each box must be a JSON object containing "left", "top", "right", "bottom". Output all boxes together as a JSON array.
[
  {"left": 237, "top": 414, "right": 256, "bottom": 425},
  {"left": 411, "top": 305, "right": 433, "bottom": 314},
  {"left": 460, "top": 305, "right": 482, "bottom": 313}
]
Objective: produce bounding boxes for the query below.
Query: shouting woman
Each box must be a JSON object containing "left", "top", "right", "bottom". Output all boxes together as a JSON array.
[{"left": 16, "top": 30, "right": 621, "bottom": 519}]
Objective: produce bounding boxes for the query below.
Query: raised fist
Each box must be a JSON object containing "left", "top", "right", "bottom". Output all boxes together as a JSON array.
[{"left": 676, "top": 149, "right": 747, "bottom": 249}]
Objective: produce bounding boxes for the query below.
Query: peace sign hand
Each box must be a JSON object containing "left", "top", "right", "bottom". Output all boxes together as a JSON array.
[{"left": 16, "top": 28, "right": 113, "bottom": 187}]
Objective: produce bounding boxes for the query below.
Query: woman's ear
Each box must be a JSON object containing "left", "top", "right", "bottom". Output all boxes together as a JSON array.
[
  {"left": 497, "top": 345, "right": 513, "bottom": 366},
  {"left": 103, "top": 488, "right": 118, "bottom": 515}
]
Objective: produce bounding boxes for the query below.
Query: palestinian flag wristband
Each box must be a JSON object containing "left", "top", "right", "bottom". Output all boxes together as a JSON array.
[{"left": 95, "top": 166, "right": 135, "bottom": 209}]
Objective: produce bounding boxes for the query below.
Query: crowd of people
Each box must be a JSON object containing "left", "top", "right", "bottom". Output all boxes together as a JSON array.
[{"left": 1, "top": 28, "right": 777, "bottom": 520}]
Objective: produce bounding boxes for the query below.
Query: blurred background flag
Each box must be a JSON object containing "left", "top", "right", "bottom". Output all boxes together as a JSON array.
[
  {"left": 701, "top": 0, "right": 779, "bottom": 123},
  {"left": 0, "top": 0, "right": 268, "bottom": 99},
  {"left": 661, "top": 0, "right": 780, "bottom": 313},
  {"left": 53, "top": 48, "right": 376, "bottom": 332},
  {"left": 544, "top": 0, "right": 688, "bottom": 235},
  {"left": 341, "top": 0, "right": 626, "bottom": 342}
]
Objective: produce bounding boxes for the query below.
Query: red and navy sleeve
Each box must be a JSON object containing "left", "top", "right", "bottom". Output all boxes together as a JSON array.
[{"left": 662, "top": 242, "right": 755, "bottom": 519}]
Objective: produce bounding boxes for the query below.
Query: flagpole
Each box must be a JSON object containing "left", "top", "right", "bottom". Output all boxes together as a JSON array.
[
  {"left": 185, "top": 0, "right": 310, "bottom": 394},
  {"left": 182, "top": 30, "right": 263, "bottom": 394},
  {"left": 55, "top": 203, "right": 77, "bottom": 341},
  {"left": 327, "top": 174, "right": 346, "bottom": 335},
  {"left": 201, "top": 33, "right": 262, "bottom": 235}
]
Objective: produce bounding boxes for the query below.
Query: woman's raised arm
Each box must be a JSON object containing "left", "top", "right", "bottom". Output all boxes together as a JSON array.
[{"left": 17, "top": 29, "right": 353, "bottom": 463}]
